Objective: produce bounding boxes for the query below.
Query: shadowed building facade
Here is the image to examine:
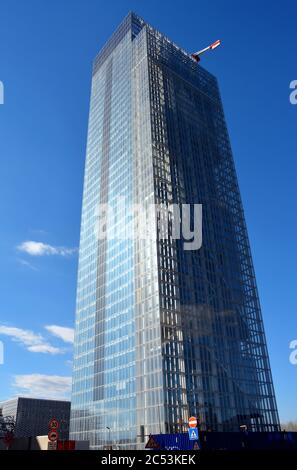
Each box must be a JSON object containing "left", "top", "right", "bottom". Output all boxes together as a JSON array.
[
  {"left": 0, "top": 397, "right": 70, "bottom": 439},
  {"left": 70, "top": 12, "right": 280, "bottom": 449}
]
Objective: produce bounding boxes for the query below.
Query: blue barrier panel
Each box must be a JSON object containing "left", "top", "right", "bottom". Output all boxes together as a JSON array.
[{"left": 146, "top": 432, "right": 297, "bottom": 451}]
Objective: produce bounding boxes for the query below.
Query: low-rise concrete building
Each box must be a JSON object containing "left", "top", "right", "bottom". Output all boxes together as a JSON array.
[{"left": 0, "top": 397, "right": 70, "bottom": 440}]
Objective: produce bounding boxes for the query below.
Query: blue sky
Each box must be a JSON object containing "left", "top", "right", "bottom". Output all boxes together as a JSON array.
[{"left": 0, "top": 0, "right": 296, "bottom": 421}]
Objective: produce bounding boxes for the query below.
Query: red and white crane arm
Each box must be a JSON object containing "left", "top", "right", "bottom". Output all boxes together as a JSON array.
[{"left": 191, "top": 39, "right": 221, "bottom": 62}]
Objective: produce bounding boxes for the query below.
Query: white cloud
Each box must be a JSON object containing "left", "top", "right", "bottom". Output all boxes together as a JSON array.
[
  {"left": 17, "top": 241, "right": 77, "bottom": 257},
  {"left": 0, "top": 326, "right": 63, "bottom": 355},
  {"left": 27, "top": 344, "right": 61, "bottom": 354},
  {"left": 45, "top": 325, "right": 74, "bottom": 344},
  {"left": 12, "top": 374, "right": 72, "bottom": 400}
]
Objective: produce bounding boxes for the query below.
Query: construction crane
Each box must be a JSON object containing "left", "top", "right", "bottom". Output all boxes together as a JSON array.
[{"left": 191, "top": 39, "right": 221, "bottom": 62}]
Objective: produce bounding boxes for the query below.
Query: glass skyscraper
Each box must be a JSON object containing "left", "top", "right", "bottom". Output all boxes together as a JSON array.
[{"left": 70, "top": 12, "right": 280, "bottom": 449}]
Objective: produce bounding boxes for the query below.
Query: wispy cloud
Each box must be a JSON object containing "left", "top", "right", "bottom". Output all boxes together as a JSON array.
[
  {"left": 0, "top": 326, "right": 63, "bottom": 355},
  {"left": 30, "top": 229, "right": 49, "bottom": 235},
  {"left": 45, "top": 325, "right": 74, "bottom": 344},
  {"left": 17, "top": 258, "right": 38, "bottom": 271},
  {"left": 12, "top": 374, "right": 72, "bottom": 400},
  {"left": 17, "top": 241, "right": 77, "bottom": 257}
]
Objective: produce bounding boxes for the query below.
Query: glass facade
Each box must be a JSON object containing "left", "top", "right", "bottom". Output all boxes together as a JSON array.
[{"left": 70, "top": 12, "right": 280, "bottom": 449}]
